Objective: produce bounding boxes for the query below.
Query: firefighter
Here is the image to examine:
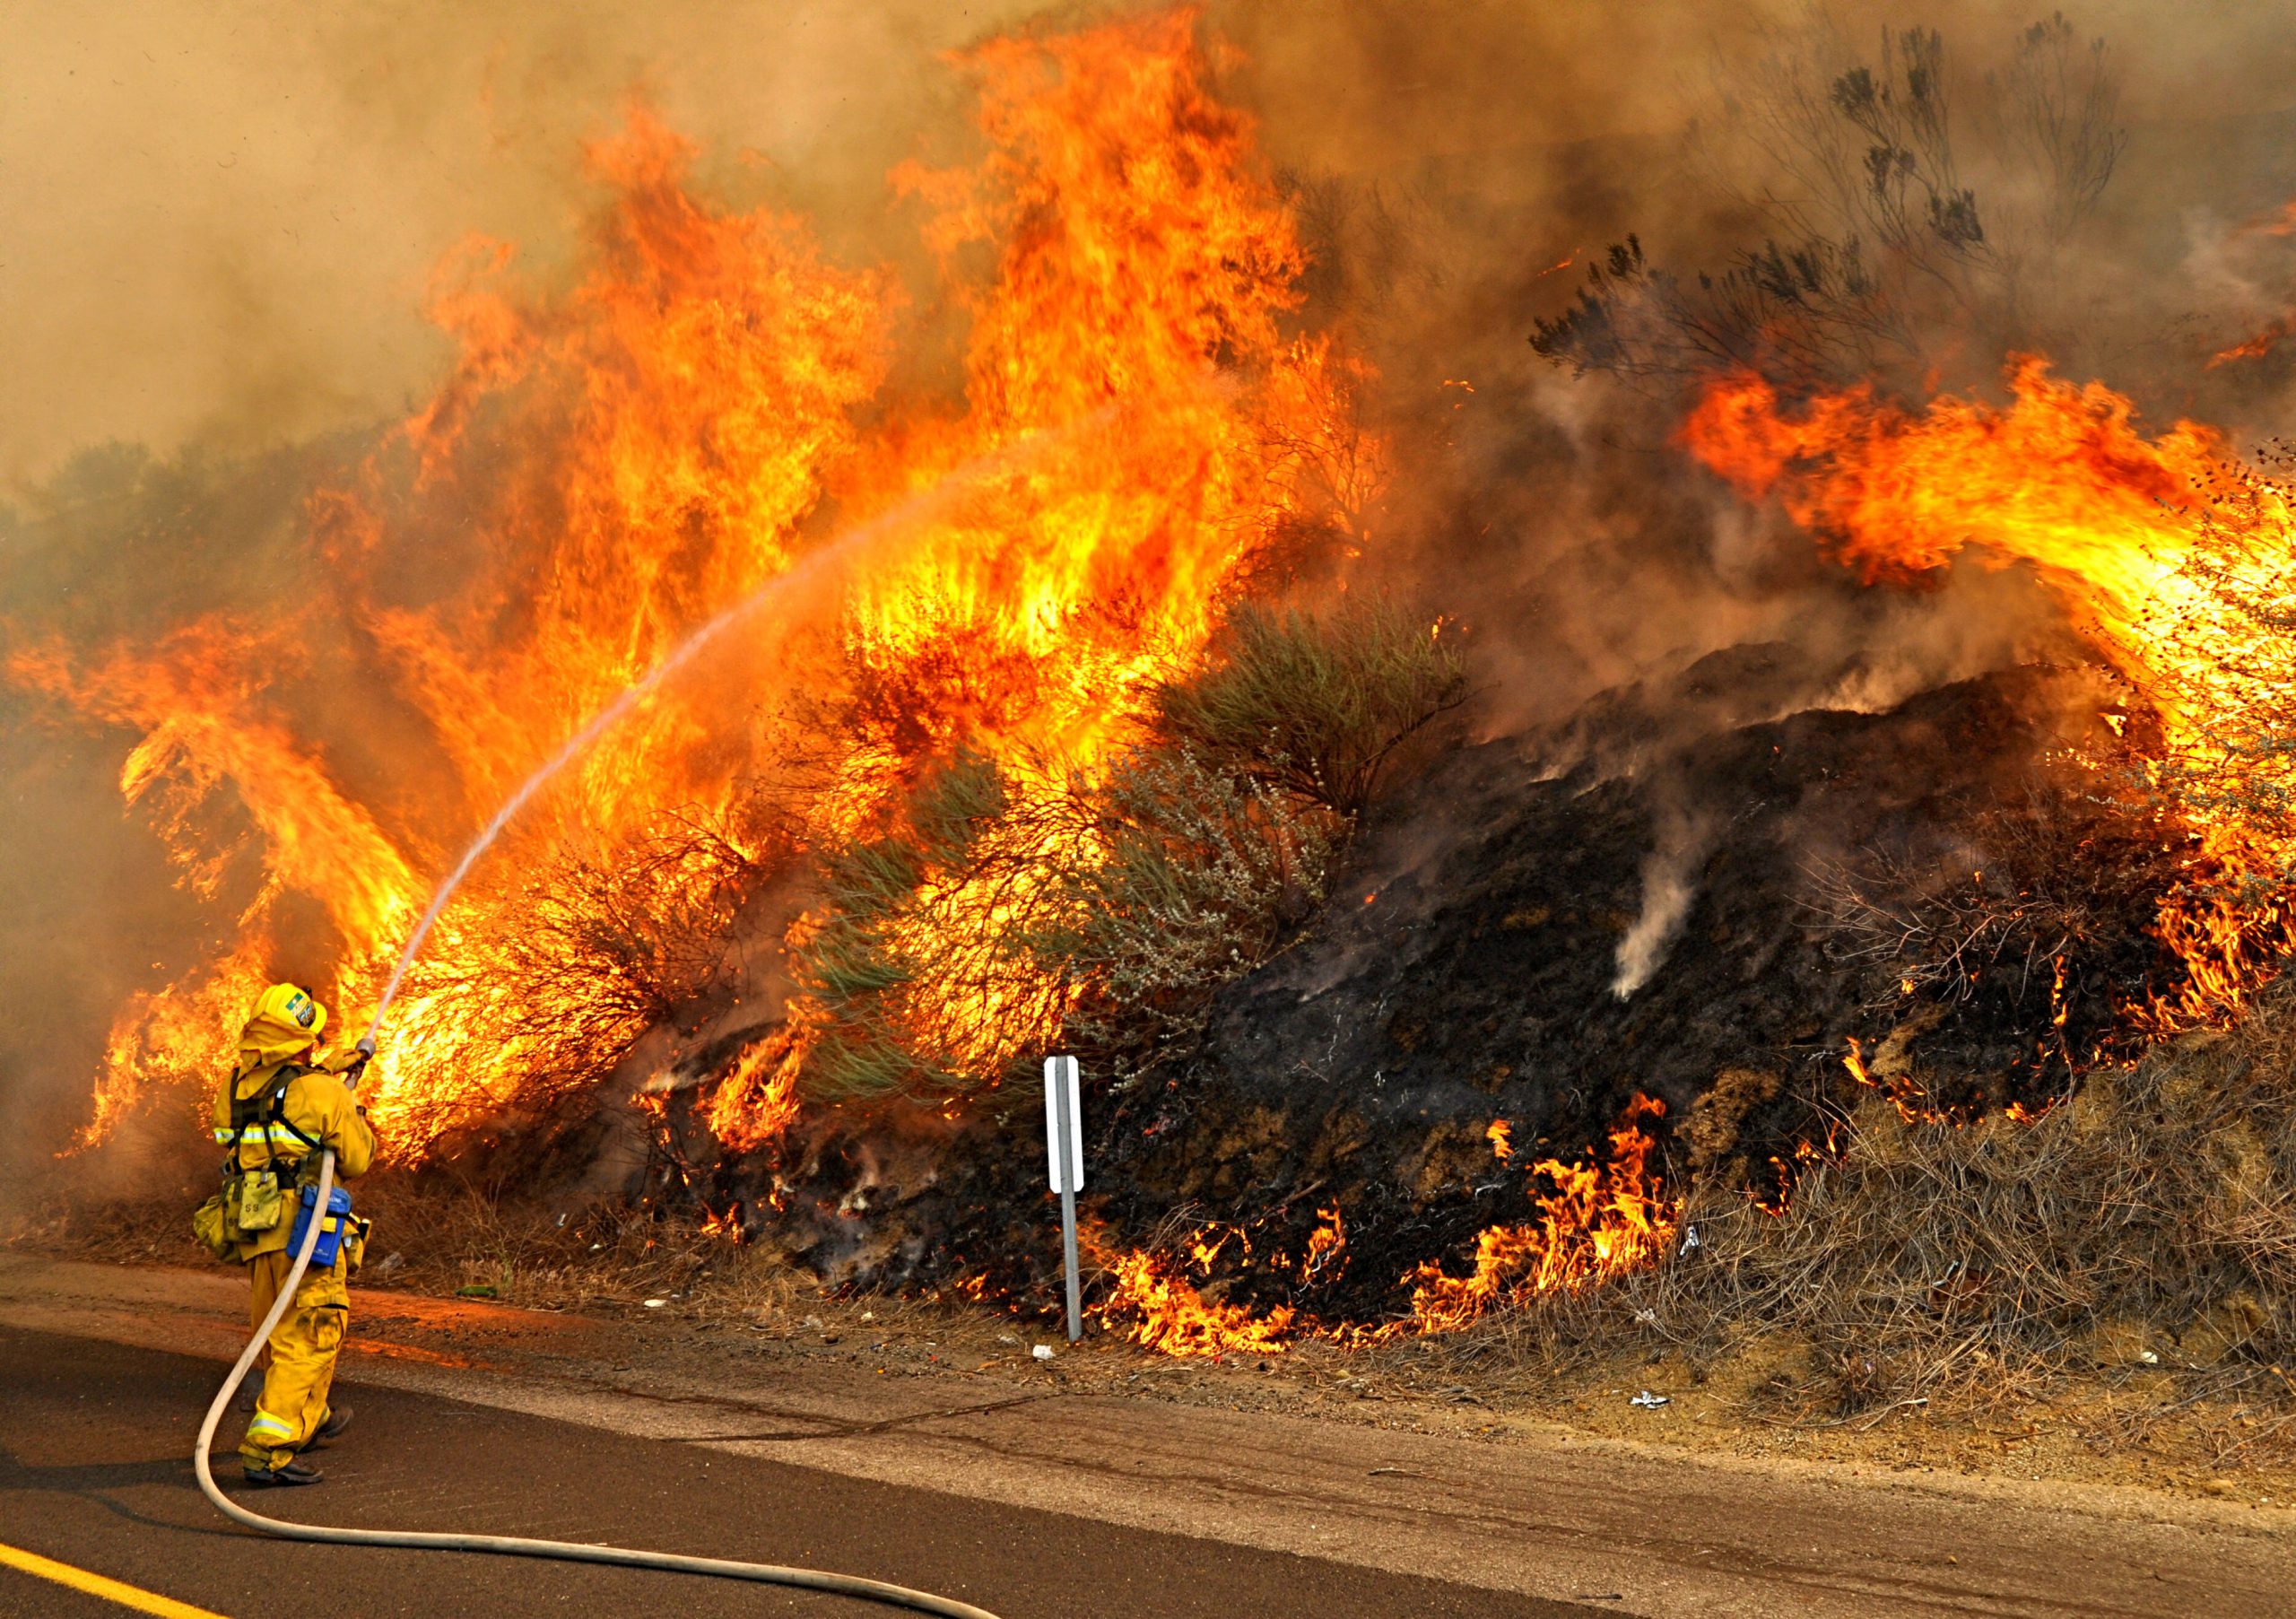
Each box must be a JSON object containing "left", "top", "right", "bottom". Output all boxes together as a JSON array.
[{"left": 213, "top": 982, "right": 378, "bottom": 1486}]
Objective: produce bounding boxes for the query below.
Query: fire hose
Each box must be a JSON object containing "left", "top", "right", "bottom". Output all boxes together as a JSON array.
[{"left": 192, "top": 1059, "right": 1003, "bottom": 1618}]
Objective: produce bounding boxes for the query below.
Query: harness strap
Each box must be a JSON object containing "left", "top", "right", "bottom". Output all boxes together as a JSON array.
[{"left": 224, "top": 1064, "right": 322, "bottom": 1177}]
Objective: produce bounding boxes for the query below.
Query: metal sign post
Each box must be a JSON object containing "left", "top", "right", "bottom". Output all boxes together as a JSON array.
[{"left": 1043, "top": 1054, "right": 1083, "bottom": 1342}]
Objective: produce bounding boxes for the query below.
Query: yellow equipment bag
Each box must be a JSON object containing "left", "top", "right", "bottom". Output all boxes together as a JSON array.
[
  {"left": 191, "top": 1194, "right": 237, "bottom": 1263},
  {"left": 230, "top": 1165, "right": 285, "bottom": 1232}
]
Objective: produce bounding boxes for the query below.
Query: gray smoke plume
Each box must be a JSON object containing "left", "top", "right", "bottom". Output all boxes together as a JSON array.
[{"left": 1613, "top": 800, "right": 1716, "bottom": 999}]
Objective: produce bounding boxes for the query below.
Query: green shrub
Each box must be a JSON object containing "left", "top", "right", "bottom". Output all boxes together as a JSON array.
[
  {"left": 797, "top": 751, "right": 1027, "bottom": 1102},
  {"left": 1016, "top": 747, "right": 1342, "bottom": 1051},
  {"left": 1148, "top": 598, "right": 1466, "bottom": 818}
]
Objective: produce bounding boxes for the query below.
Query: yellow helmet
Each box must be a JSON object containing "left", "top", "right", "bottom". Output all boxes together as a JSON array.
[{"left": 239, "top": 982, "right": 326, "bottom": 1068}]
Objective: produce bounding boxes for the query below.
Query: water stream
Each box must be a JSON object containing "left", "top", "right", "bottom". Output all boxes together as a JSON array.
[{"left": 360, "top": 431, "right": 1069, "bottom": 1046}]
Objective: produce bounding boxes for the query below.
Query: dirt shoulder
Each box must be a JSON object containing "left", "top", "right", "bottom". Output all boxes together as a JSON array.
[
  {"left": 4, "top": 1247, "right": 2293, "bottom": 1618},
  {"left": 17, "top": 1196, "right": 2296, "bottom": 1510}
]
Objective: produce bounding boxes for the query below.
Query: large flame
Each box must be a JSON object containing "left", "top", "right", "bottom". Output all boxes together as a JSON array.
[
  {"left": 15, "top": 10, "right": 1373, "bottom": 1162},
  {"left": 1682, "top": 357, "right": 2296, "bottom": 1022},
  {"left": 1679, "top": 359, "right": 2224, "bottom": 644},
  {"left": 9, "top": 624, "right": 419, "bottom": 1145}
]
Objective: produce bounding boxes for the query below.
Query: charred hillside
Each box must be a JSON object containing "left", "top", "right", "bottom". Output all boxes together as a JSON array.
[{"left": 773, "top": 651, "right": 2188, "bottom": 1328}]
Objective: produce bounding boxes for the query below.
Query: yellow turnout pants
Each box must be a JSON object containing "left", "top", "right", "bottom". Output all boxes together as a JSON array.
[{"left": 239, "top": 1247, "right": 350, "bottom": 1469}]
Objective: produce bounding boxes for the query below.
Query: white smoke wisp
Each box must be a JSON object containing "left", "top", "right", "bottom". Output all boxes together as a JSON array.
[{"left": 1612, "top": 802, "right": 1714, "bottom": 999}]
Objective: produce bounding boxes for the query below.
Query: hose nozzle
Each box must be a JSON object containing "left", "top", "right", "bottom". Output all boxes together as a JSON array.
[{"left": 356, "top": 1035, "right": 378, "bottom": 1059}]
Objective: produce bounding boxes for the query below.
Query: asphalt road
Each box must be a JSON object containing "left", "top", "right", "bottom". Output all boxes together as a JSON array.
[{"left": 0, "top": 1326, "right": 1605, "bottom": 1619}]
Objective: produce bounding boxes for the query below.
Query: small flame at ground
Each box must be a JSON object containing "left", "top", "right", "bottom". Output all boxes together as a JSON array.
[
  {"left": 1401, "top": 1093, "right": 1675, "bottom": 1334},
  {"left": 1300, "top": 1206, "right": 1347, "bottom": 1284},
  {"left": 1083, "top": 1094, "right": 1675, "bottom": 1353},
  {"left": 1083, "top": 1223, "right": 1295, "bottom": 1357}
]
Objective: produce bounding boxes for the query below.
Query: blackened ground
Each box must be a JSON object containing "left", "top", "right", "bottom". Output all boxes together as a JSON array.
[{"left": 891, "top": 654, "right": 2192, "bottom": 1325}]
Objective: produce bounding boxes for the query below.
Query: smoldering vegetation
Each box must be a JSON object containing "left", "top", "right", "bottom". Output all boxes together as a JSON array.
[{"left": 752, "top": 650, "right": 2192, "bottom": 1325}]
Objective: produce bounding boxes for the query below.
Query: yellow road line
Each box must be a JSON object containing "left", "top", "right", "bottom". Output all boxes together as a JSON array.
[{"left": 0, "top": 1541, "right": 232, "bottom": 1619}]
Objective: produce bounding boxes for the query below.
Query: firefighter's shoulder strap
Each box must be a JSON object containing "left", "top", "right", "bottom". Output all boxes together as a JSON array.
[{"left": 227, "top": 1063, "right": 323, "bottom": 1167}]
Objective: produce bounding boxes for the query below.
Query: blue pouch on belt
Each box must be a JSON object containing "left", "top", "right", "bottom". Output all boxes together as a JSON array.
[{"left": 289, "top": 1183, "right": 355, "bottom": 1268}]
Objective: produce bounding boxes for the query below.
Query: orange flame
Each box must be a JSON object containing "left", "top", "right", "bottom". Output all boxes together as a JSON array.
[
  {"left": 1084, "top": 1223, "right": 1294, "bottom": 1357},
  {"left": 1086, "top": 1094, "right": 1677, "bottom": 1354},
  {"left": 1841, "top": 1035, "right": 1952, "bottom": 1127},
  {"left": 1300, "top": 1205, "right": 1347, "bottom": 1284},
  {"left": 1683, "top": 358, "right": 2296, "bottom": 1022},
  {"left": 2209, "top": 312, "right": 2296, "bottom": 368},
  {"left": 2237, "top": 198, "right": 2296, "bottom": 239},
  {"left": 23, "top": 11, "right": 1379, "bottom": 1162},
  {"left": 1402, "top": 1093, "right": 1675, "bottom": 1334},
  {"left": 704, "top": 1031, "right": 805, "bottom": 1156},
  {"left": 10, "top": 626, "right": 420, "bottom": 1145}
]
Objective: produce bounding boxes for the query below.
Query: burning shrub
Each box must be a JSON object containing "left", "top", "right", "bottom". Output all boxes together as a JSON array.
[
  {"left": 13, "top": 9, "right": 1395, "bottom": 1170},
  {"left": 498, "top": 821, "right": 774, "bottom": 1049},
  {"left": 2118, "top": 446, "right": 2296, "bottom": 894},
  {"left": 388, "top": 809, "right": 787, "bottom": 1145},
  {"left": 790, "top": 744, "right": 1335, "bottom": 1100},
  {"left": 1147, "top": 598, "right": 1466, "bottom": 819}
]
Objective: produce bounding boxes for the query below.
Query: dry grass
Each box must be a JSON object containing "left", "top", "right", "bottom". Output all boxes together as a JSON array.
[
  {"left": 1392, "top": 976, "right": 2296, "bottom": 1459},
  {"left": 342, "top": 1177, "right": 798, "bottom": 1312}
]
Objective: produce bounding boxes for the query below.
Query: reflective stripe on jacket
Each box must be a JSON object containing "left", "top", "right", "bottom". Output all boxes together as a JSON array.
[{"left": 212, "top": 1121, "right": 326, "bottom": 1151}]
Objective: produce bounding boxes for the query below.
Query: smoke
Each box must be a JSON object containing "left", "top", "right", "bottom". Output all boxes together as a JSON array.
[
  {"left": 15, "top": 0, "right": 2292, "bottom": 494},
  {"left": 1257, "top": 0, "right": 2296, "bottom": 794},
  {"left": 1613, "top": 797, "right": 1716, "bottom": 999},
  {"left": 0, "top": 0, "right": 1037, "bottom": 495}
]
